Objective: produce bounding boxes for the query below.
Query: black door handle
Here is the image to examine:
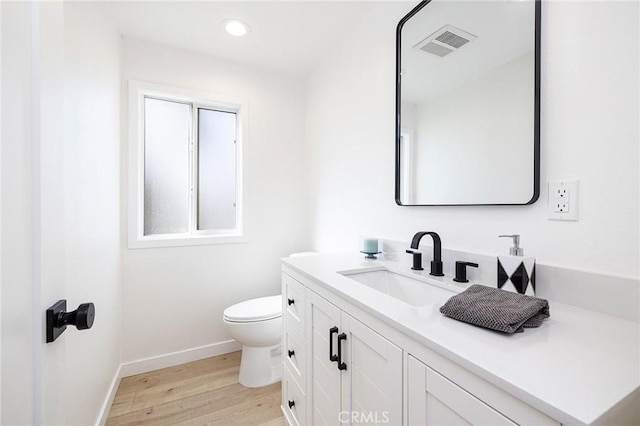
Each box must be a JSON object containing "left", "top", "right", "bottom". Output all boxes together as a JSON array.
[
  {"left": 288, "top": 400, "right": 295, "bottom": 409},
  {"left": 46, "top": 300, "right": 96, "bottom": 343},
  {"left": 288, "top": 350, "right": 295, "bottom": 358},
  {"left": 287, "top": 298, "right": 295, "bottom": 306},
  {"left": 337, "top": 332, "right": 347, "bottom": 371},
  {"left": 329, "top": 326, "right": 339, "bottom": 362}
]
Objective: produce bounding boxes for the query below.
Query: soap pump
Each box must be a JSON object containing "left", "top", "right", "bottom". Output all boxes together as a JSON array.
[
  {"left": 497, "top": 234, "right": 536, "bottom": 295},
  {"left": 499, "top": 234, "right": 523, "bottom": 256}
]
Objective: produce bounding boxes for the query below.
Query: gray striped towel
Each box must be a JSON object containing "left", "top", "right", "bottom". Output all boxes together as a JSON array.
[{"left": 440, "top": 284, "right": 550, "bottom": 334}]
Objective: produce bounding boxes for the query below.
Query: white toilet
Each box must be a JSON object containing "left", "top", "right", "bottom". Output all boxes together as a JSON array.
[{"left": 223, "top": 294, "right": 282, "bottom": 388}]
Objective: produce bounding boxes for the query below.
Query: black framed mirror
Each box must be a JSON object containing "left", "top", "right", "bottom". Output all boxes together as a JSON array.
[{"left": 395, "top": 0, "right": 540, "bottom": 206}]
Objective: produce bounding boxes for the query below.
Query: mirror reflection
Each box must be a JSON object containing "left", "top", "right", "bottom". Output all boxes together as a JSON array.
[{"left": 397, "top": 0, "right": 539, "bottom": 205}]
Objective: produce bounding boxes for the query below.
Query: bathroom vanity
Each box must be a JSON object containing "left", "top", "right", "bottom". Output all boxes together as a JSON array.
[{"left": 280, "top": 254, "right": 639, "bottom": 425}]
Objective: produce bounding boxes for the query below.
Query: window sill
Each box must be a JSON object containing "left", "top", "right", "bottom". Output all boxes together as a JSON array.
[{"left": 128, "top": 233, "right": 247, "bottom": 249}]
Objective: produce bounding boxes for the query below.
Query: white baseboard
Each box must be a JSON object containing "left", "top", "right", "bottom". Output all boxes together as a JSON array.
[
  {"left": 95, "top": 363, "right": 123, "bottom": 426},
  {"left": 120, "top": 339, "right": 242, "bottom": 378},
  {"left": 95, "top": 339, "right": 241, "bottom": 425}
]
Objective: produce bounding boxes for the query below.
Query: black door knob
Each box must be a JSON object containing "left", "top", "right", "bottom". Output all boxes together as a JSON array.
[
  {"left": 288, "top": 400, "right": 295, "bottom": 409},
  {"left": 287, "top": 298, "right": 295, "bottom": 305},
  {"left": 46, "top": 300, "right": 96, "bottom": 343},
  {"left": 57, "top": 303, "right": 95, "bottom": 330}
]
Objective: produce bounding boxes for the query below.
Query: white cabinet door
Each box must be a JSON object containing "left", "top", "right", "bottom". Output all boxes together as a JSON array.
[
  {"left": 407, "top": 355, "right": 516, "bottom": 426},
  {"left": 407, "top": 355, "right": 428, "bottom": 425},
  {"left": 341, "top": 315, "right": 403, "bottom": 426},
  {"left": 308, "top": 291, "right": 343, "bottom": 426},
  {"left": 307, "top": 290, "right": 403, "bottom": 426}
]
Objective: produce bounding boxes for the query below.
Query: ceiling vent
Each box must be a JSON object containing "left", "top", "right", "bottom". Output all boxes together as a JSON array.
[{"left": 413, "top": 25, "right": 477, "bottom": 58}]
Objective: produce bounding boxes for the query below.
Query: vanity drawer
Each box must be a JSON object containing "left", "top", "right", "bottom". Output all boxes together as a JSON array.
[
  {"left": 284, "top": 326, "right": 306, "bottom": 388},
  {"left": 283, "top": 273, "right": 305, "bottom": 337},
  {"left": 283, "top": 364, "right": 306, "bottom": 426}
]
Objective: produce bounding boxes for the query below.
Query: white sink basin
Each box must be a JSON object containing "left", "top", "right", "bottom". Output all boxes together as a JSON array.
[{"left": 338, "top": 267, "right": 458, "bottom": 307}]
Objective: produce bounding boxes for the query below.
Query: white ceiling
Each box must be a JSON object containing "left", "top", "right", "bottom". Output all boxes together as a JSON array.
[{"left": 104, "top": 1, "right": 379, "bottom": 76}]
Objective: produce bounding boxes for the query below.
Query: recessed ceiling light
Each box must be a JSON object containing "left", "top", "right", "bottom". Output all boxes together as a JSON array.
[{"left": 222, "top": 19, "right": 251, "bottom": 37}]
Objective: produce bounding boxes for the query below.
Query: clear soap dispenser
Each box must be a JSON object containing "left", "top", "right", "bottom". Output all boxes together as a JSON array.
[{"left": 497, "top": 235, "right": 536, "bottom": 295}]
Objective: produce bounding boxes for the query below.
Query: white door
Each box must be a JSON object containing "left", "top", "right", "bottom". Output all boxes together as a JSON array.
[
  {"left": 1, "top": 2, "right": 67, "bottom": 424},
  {"left": 6, "top": 2, "right": 125, "bottom": 424}
]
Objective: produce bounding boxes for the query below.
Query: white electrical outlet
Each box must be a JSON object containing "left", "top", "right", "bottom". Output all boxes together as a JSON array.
[
  {"left": 554, "top": 187, "right": 569, "bottom": 200},
  {"left": 548, "top": 180, "right": 579, "bottom": 221},
  {"left": 554, "top": 201, "right": 569, "bottom": 213}
]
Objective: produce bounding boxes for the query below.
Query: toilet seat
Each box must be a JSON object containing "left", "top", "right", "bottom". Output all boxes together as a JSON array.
[{"left": 223, "top": 295, "right": 282, "bottom": 323}]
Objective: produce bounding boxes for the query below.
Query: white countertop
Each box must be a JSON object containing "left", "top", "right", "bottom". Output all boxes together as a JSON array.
[{"left": 282, "top": 253, "right": 640, "bottom": 425}]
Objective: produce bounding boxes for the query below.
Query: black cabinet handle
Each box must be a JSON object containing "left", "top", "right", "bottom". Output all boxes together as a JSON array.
[
  {"left": 337, "top": 332, "right": 347, "bottom": 371},
  {"left": 329, "top": 326, "right": 339, "bottom": 362},
  {"left": 288, "top": 400, "right": 295, "bottom": 409},
  {"left": 287, "top": 298, "right": 295, "bottom": 306},
  {"left": 288, "top": 350, "right": 295, "bottom": 358}
]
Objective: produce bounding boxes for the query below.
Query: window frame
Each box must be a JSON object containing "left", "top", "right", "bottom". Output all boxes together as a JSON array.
[{"left": 128, "top": 80, "right": 247, "bottom": 249}]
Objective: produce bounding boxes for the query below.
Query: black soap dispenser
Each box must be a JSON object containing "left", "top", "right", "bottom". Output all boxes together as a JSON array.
[{"left": 497, "top": 235, "right": 536, "bottom": 295}]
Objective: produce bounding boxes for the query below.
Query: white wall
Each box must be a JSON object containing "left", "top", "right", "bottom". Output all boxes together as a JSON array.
[
  {"left": 305, "top": 1, "right": 639, "bottom": 278},
  {"left": 120, "top": 39, "right": 308, "bottom": 363},
  {"left": 64, "top": 3, "right": 121, "bottom": 424}
]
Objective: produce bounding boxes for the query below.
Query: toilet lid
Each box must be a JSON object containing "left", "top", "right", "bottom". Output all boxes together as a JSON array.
[{"left": 223, "top": 295, "right": 282, "bottom": 322}]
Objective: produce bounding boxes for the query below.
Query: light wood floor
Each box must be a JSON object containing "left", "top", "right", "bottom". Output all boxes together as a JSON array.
[{"left": 106, "top": 351, "right": 284, "bottom": 426}]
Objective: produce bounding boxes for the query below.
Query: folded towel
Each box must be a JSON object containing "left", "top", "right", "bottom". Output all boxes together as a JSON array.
[{"left": 439, "top": 284, "right": 550, "bottom": 334}]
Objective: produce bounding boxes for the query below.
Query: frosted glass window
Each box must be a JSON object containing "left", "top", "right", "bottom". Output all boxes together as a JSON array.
[
  {"left": 130, "top": 82, "right": 244, "bottom": 248},
  {"left": 198, "top": 109, "right": 237, "bottom": 230},
  {"left": 143, "top": 97, "right": 190, "bottom": 235}
]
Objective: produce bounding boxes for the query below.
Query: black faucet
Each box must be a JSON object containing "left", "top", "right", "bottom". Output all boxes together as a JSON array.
[{"left": 405, "top": 232, "right": 444, "bottom": 276}]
